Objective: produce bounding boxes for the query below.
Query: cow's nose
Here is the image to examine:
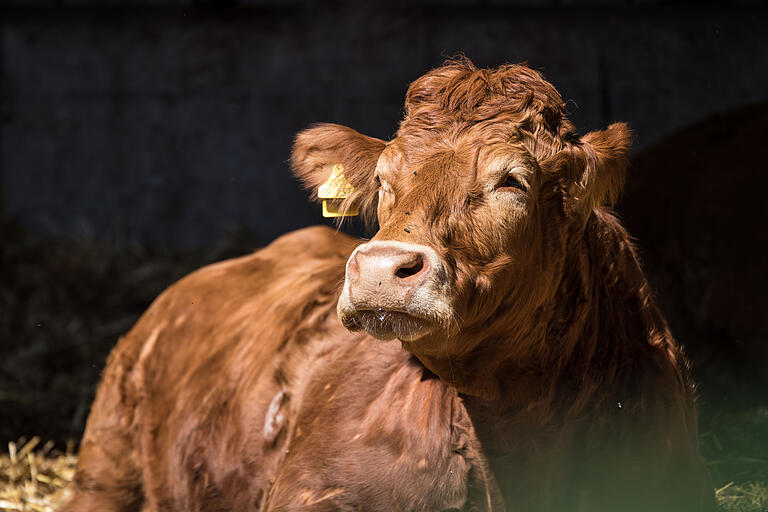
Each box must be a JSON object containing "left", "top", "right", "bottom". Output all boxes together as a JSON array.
[
  {"left": 338, "top": 240, "right": 450, "bottom": 339},
  {"left": 348, "top": 244, "right": 431, "bottom": 289}
]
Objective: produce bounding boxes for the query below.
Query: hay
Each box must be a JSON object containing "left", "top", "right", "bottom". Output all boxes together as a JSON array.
[
  {"left": 716, "top": 481, "right": 768, "bottom": 512},
  {"left": 0, "top": 438, "right": 75, "bottom": 512},
  {"left": 0, "top": 435, "right": 766, "bottom": 511}
]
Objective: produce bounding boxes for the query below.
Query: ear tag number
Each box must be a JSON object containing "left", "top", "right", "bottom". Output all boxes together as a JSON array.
[{"left": 318, "top": 164, "right": 359, "bottom": 218}]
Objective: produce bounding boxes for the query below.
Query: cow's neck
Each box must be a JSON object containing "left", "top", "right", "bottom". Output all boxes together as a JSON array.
[
  {"left": 407, "top": 210, "right": 680, "bottom": 412},
  {"left": 408, "top": 327, "right": 545, "bottom": 404},
  {"left": 403, "top": 211, "right": 695, "bottom": 506}
]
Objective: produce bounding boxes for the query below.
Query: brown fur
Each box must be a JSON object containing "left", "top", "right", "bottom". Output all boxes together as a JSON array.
[{"left": 63, "top": 58, "right": 714, "bottom": 511}]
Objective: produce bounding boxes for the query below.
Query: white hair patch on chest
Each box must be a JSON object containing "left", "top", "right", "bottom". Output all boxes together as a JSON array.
[{"left": 263, "top": 390, "right": 288, "bottom": 444}]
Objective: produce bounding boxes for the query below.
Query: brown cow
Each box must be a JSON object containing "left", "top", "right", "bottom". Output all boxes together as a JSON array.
[{"left": 61, "top": 58, "right": 715, "bottom": 511}]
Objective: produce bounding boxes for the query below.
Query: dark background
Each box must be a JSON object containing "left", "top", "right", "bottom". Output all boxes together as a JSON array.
[
  {"left": 2, "top": 1, "right": 768, "bottom": 247},
  {"left": 1, "top": 0, "right": 767, "bottom": 493}
]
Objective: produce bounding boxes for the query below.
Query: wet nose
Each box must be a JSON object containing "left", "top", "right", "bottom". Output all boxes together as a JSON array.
[
  {"left": 347, "top": 243, "right": 431, "bottom": 290},
  {"left": 339, "top": 240, "right": 449, "bottom": 335}
]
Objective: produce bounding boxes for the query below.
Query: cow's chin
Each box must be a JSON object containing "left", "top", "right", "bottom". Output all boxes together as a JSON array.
[{"left": 340, "top": 309, "right": 435, "bottom": 342}]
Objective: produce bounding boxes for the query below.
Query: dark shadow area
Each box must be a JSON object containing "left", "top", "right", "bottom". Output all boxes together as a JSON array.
[{"left": 618, "top": 102, "right": 768, "bottom": 492}]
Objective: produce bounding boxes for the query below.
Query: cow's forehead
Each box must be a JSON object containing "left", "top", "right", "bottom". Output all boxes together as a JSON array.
[
  {"left": 397, "top": 118, "right": 520, "bottom": 147},
  {"left": 379, "top": 144, "right": 471, "bottom": 189},
  {"left": 385, "top": 120, "right": 535, "bottom": 181}
]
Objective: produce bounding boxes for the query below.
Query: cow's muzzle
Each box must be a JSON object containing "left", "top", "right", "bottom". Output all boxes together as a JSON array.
[{"left": 337, "top": 241, "right": 452, "bottom": 341}]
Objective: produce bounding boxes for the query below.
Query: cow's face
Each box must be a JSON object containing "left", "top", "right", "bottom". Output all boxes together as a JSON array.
[{"left": 292, "top": 60, "right": 630, "bottom": 355}]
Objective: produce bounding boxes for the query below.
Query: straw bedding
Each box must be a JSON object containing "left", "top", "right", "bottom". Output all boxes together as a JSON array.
[
  {"left": 1, "top": 436, "right": 766, "bottom": 511},
  {"left": 0, "top": 438, "right": 75, "bottom": 512}
]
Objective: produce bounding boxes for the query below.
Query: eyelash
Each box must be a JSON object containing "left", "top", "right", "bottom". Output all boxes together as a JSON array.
[{"left": 500, "top": 173, "right": 526, "bottom": 191}]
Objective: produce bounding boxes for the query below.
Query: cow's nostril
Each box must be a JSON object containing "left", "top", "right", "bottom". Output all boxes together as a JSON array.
[{"left": 395, "top": 257, "right": 425, "bottom": 279}]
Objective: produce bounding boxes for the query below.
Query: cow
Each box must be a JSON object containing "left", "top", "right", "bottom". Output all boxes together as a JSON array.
[{"left": 61, "top": 58, "right": 715, "bottom": 511}]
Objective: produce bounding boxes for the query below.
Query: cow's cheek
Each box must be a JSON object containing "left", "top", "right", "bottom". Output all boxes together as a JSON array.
[{"left": 483, "top": 193, "right": 532, "bottom": 252}]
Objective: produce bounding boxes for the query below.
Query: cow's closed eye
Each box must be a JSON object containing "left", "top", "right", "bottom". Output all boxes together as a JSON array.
[{"left": 498, "top": 173, "right": 527, "bottom": 192}]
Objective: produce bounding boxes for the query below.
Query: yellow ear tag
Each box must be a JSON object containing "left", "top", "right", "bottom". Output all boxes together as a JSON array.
[{"left": 318, "top": 164, "right": 359, "bottom": 218}]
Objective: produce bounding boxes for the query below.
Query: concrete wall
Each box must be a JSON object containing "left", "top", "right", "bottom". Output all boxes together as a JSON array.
[{"left": 1, "top": 1, "right": 767, "bottom": 247}]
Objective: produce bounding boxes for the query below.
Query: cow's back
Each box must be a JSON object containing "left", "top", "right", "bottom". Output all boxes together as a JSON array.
[{"left": 63, "top": 226, "right": 500, "bottom": 512}]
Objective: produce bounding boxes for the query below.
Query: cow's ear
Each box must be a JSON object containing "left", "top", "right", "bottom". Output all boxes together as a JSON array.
[
  {"left": 563, "top": 122, "right": 632, "bottom": 217},
  {"left": 291, "top": 123, "right": 386, "bottom": 225}
]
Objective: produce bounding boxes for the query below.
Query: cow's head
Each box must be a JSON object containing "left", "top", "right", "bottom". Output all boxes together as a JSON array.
[{"left": 291, "top": 59, "right": 630, "bottom": 359}]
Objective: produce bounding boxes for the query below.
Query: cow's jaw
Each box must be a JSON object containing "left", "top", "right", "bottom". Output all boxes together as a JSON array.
[{"left": 337, "top": 240, "right": 453, "bottom": 342}]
